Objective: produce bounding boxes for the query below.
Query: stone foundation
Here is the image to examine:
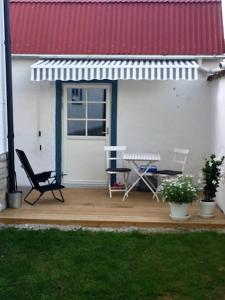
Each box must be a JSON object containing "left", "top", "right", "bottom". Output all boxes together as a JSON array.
[{"left": 0, "top": 153, "right": 8, "bottom": 211}]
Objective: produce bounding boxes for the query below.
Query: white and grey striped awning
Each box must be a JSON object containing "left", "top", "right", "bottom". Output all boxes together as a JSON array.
[{"left": 31, "top": 59, "right": 199, "bottom": 81}]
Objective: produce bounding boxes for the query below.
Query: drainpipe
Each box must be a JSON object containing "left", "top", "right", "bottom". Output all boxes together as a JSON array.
[
  {"left": 3, "top": 0, "right": 22, "bottom": 208},
  {"left": 198, "top": 59, "right": 222, "bottom": 74}
]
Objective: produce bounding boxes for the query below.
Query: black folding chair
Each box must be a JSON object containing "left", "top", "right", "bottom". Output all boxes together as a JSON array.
[{"left": 16, "top": 149, "right": 65, "bottom": 205}]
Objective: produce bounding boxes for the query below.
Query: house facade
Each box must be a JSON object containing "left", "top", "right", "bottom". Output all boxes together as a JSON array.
[
  {"left": 0, "top": 0, "right": 8, "bottom": 211},
  {"left": 10, "top": 0, "right": 225, "bottom": 210}
]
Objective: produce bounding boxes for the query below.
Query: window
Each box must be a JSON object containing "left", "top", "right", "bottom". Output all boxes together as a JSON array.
[{"left": 67, "top": 88, "right": 106, "bottom": 137}]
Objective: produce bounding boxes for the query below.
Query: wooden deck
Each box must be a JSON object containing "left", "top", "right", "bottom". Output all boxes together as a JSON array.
[{"left": 0, "top": 188, "right": 225, "bottom": 229}]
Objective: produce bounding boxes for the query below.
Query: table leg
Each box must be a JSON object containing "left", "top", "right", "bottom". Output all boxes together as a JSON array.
[
  {"left": 123, "top": 160, "right": 159, "bottom": 202},
  {"left": 141, "top": 175, "right": 159, "bottom": 202},
  {"left": 123, "top": 175, "right": 141, "bottom": 201}
]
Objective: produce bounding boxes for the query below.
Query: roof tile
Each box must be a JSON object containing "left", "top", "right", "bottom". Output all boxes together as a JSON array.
[
  {"left": 10, "top": 0, "right": 225, "bottom": 55},
  {"left": 10, "top": 0, "right": 222, "bottom": 2}
]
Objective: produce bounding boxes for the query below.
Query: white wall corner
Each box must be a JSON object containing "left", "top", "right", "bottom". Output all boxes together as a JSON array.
[{"left": 209, "top": 77, "right": 225, "bottom": 213}]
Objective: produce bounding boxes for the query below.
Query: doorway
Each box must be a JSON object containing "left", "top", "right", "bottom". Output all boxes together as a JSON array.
[{"left": 62, "top": 83, "right": 111, "bottom": 186}]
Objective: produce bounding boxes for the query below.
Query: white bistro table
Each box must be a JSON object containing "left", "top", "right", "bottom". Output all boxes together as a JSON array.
[{"left": 122, "top": 153, "right": 161, "bottom": 201}]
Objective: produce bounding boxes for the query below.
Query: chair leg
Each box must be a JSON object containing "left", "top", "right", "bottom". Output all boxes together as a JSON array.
[
  {"left": 24, "top": 190, "right": 43, "bottom": 206},
  {"left": 23, "top": 186, "right": 64, "bottom": 205},
  {"left": 123, "top": 172, "right": 129, "bottom": 200},
  {"left": 23, "top": 187, "right": 33, "bottom": 203},
  {"left": 108, "top": 174, "right": 112, "bottom": 198},
  {"left": 58, "top": 189, "right": 65, "bottom": 202},
  {"left": 51, "top": 189, "right": 65, "bottom": 203},
  {"left": 106, "top": 176, "right": 110, "bottom": 196}
]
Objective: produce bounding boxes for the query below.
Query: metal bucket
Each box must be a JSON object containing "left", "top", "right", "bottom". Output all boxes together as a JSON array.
[{"left": 8, "top": 191, "right": 22, "bottom": 208}]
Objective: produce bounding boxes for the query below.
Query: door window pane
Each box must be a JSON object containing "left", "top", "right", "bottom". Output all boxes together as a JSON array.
[
  {"left": 67, "top": 120, "right": 85, "bottom": 136},
  {"left": 88, "top": 103, "right": 106, "bottom": 119},
  {"left": 88, "top": 121, "right": 106, "bottom": 136},
  {"left": 67, "top": 88, "right": 84, "bottom": 102},
  {"left": 67, "top": 102, "right": 86, "bottom": 119},
  {"left": 87, "top": 89, "right": 106, "bottom": 102}
]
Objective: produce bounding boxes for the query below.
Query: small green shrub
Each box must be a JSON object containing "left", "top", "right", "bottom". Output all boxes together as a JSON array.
[{"left": 202, "top": 154, "right": 225, "bottom": 202}]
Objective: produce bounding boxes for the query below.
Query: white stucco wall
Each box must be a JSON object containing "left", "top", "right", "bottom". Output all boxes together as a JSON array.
[
  {"left": 12, "top": 58, "right": 215, "bottom": 186},
  {"left": 12, "top": 58, "right": 55, "bottom": 185},
  {"left": 117, "top": 79, "right": 211, "bottom": 179},
  {"left": 210, "top": 78, "right": 225, "bottom": 212},
  {"left": 0, "top": 0, "right": 7, "bottom": 155}
]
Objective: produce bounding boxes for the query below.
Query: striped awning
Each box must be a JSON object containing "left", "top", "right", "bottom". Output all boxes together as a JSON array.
[{"left": 31, "top": 59, "right": 199, "bottom": 81}]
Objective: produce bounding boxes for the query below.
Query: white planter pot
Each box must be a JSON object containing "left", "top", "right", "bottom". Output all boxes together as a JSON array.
[
  {"left": 199, "top": 200, "right": 216, "bottom": 218},
  {"left": 169, "top": 202, "right": 190, "bottom": 220}
]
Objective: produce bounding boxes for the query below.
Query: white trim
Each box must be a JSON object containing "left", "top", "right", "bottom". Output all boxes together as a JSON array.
[
  {"left": 31, "top": 59, "right": 199, "bottom": 81},
  {"left": 63, "top": 180, "right": 106, "bottom": 188},
  {"left": 13, "top": 54, "right": 225, "bottom": 59}
]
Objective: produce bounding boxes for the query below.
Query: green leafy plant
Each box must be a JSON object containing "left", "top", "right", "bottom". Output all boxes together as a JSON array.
[
  {"left": 202, "top": 154, "right": 225, "bottom": 202},
  {"left": 157, "top": 175, "right": 198, "bottom": 204}
]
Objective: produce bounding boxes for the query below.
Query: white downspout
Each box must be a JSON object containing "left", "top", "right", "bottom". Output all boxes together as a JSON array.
[{"left": 198, "top": 58, "right": 223, "bottom": 74}]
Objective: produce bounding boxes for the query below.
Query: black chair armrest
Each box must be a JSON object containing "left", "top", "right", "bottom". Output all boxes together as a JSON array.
[{"left": 35, "top": 171, "right": 52, "bottom": 182}]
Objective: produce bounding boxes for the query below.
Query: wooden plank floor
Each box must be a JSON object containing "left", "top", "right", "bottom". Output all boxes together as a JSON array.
[{"left": 0, "top": 188, "right": 225, "bottom": 229}]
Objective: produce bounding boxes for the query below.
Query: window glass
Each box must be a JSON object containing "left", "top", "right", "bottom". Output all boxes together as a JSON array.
[
  {"left": 88, "top": 103, "right": 106, "bottom": 119},
  {"left": 88, "top": 121, "right": 105, "bottom": 136},
  {"left": 67, "top": 103, "right": 86, "bottom": 119},
  {"left": 67, "top": 88, "right": 84, "bottom": 102},
  {"left": 87, "top": 89, "right": 106, "bottom": 102},
  {"left": 67, "top": 120, "right": 85, "bottom": 136}
]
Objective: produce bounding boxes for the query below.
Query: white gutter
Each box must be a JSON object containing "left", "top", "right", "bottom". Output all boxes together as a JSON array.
[
  {"left": 12, "top": 54, "right": 225, "bottom": 60},
  {"left": 197, "top": 59, "right": 223, "bottom": 74}
]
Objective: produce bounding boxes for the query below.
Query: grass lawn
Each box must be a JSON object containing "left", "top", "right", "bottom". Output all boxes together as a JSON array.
[{"left": 0, "top": 229, "right": 225, "bottom": 300}]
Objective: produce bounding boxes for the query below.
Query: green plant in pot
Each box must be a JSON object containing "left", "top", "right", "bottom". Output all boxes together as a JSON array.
[
  {"left": 199, "top": 154, "right": 225, "bottom": 218},
  {"left": 157, "top": 175, "right": 198, "bottom": 220}
]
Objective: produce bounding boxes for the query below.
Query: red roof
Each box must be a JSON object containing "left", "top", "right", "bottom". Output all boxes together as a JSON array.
[
  {"left": 10, "top": 0, "right": 223, "bottom": 3},
  {"left": 10, "top": 0, "right": 225, "bottom": 55}
]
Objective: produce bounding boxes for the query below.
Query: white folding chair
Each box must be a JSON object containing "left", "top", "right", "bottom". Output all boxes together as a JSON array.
[
  {"left": 104, "top": 146, "right": 131, "bottom": 198},
  {"left": 153, "top": 148, "right": 189, "bottom": 200},
  {"left": 156, "top": 148, "right": 190, "bottom": 177}
]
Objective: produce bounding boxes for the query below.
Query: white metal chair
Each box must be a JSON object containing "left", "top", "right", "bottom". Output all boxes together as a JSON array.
[
  {"left": 156, "top": 148, "right": 190, "bottom": 177},
  {"left": 104, "top": 146, "right": 131, "bottom": 198},
  {"left": 153, "top": 148, "right": 189, "bottom": 200}
]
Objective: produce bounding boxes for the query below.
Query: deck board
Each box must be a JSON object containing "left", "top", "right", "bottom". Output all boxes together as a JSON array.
[{"left": 0, "top": 188, "right": 225, "bottom": 229}]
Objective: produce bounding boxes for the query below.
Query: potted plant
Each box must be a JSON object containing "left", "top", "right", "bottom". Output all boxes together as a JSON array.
[
  {"left": 157, "top": 175, "right": 198, "bottom": 220},
  {"left": 199, "top": 154, "right": 224, "bottom": 218}
]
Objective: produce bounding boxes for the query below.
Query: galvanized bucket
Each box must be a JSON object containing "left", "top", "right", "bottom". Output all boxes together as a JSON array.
[{"left": 8, "top": 191, "right": 22, "bottom": 208}]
